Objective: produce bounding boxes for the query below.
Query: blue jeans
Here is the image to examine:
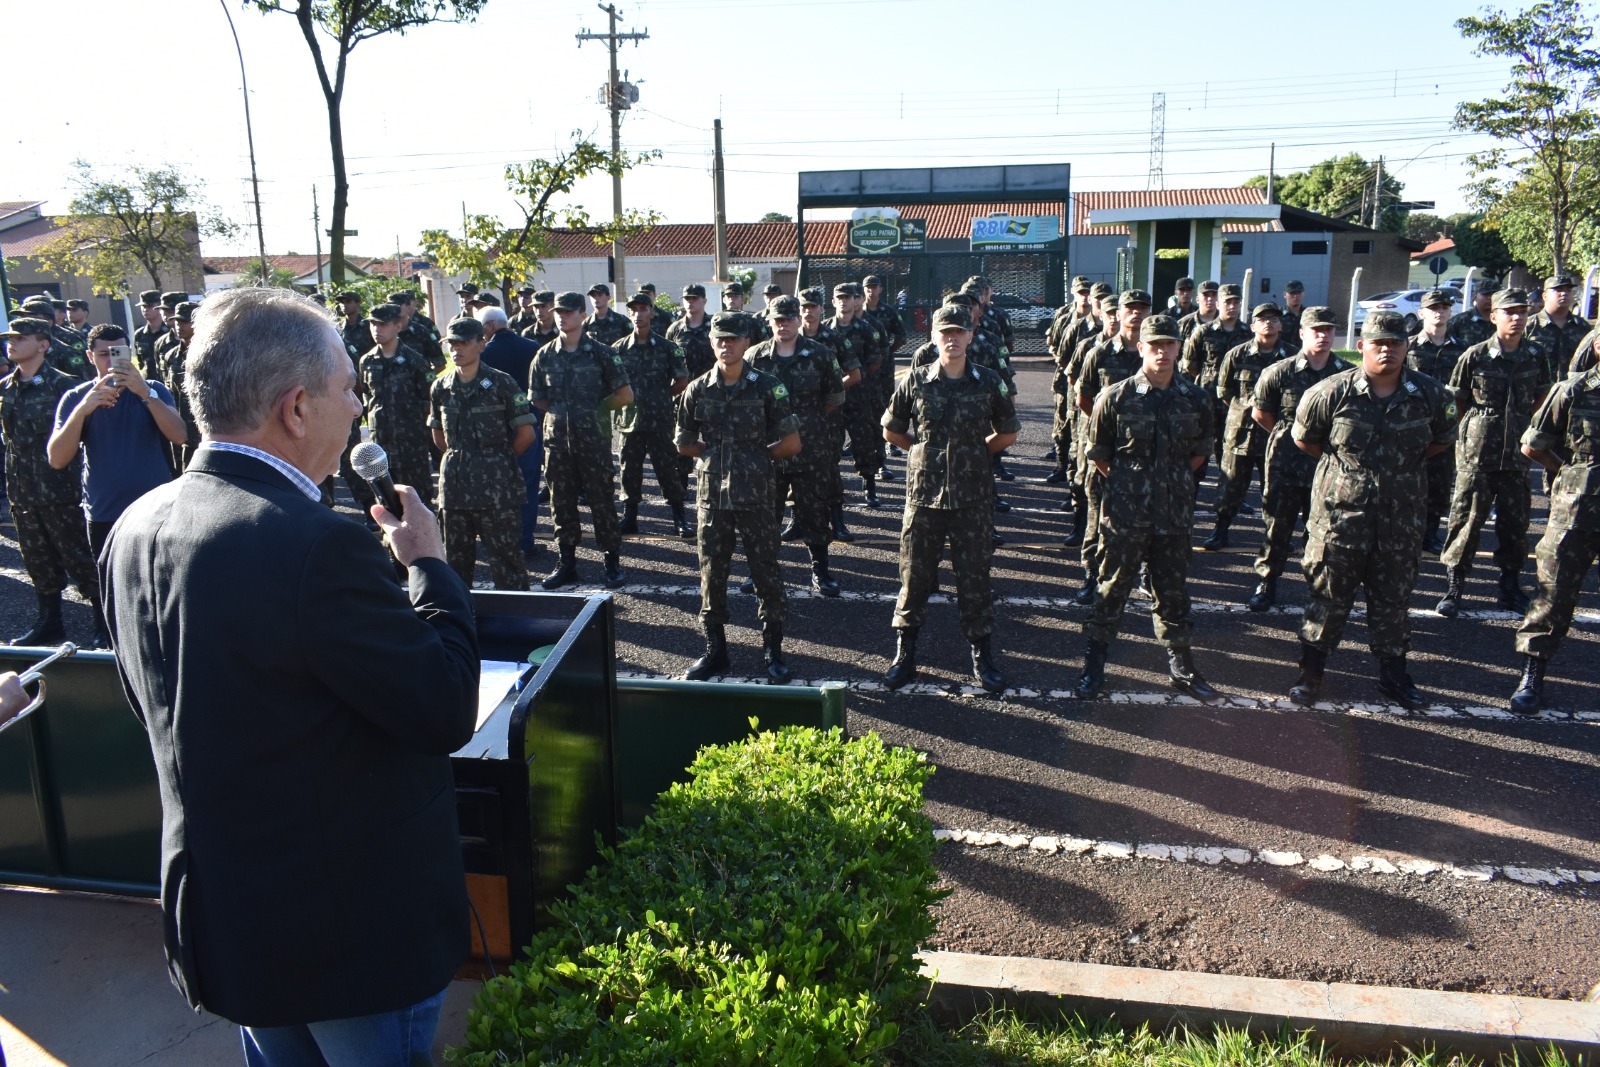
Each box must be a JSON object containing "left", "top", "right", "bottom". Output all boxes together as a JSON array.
[
  {"left": 518, "top": 427, "right": 544, "bottom": 553},
  {"left": 240, "top": 985, "right": 446, "bottom": 1067}
]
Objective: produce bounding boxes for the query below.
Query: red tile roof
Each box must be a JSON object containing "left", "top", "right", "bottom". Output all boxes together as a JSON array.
[
  {"left": 1070, "top": 187, "right": 1274, "bottom": 235},
  {"left": 1411, "top": 237, "right": 1456, "bottom": 259}
]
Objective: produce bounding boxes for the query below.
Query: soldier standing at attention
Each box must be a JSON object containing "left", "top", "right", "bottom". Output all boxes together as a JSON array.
[
  {"left": 1509, "top": 361, "right": 1600, "bottom": 713},
  {"left": 1177, "top": 280, "right": 1220, "bottom": 342},
  {"left": 1046, "top": 276, "right": 1094, "bottom": 363},
  {"left": 614, "top": 291, "right": 693, "bottom": 539},
  {"left": 1280, "top": 281, "right": 1306, "bottom": 354},
  {"left": 158, "top": 303, "right": 203, "bottom": 469},
  {"left": 1201, "top": 302, "right": 1289, "bottom": 552},
  {"left": 360, "top": 303, "right": 436, "bottom": 499},
  {"left": 750, "top": 295, "right": 848, "bottom": 597},
  {"left": 64, "top": 299, "right": 90, "bottom": 337},
  {"left": 1246, "top": 306, "right": 1347, "bottom": 610},
  {"left": 583, "top": 283, "right": 631, "bottom": 348},
  {"left": 1072, "top": 290, "right": 1150, "bottom": 606},
  {"left": 131, "top": 289, "right": 167, "bottom": 380},
  {"left": 1181, "top": 282, "right": 1251, "bottom": 474},
  {"left": 1288, "top": 311, "right": 1457, "bottom": 708},
  {"left": 22, "top": 297, "right": 91, "bottom": 380},
  {"left": 881, "top": 305, "right": 1018, "bottom": 694},
  {"left": 799, "top": 286, "right": 861, "bottom": 542},
  {"left": 676, "top": 312, "right": 800, "bottom": 683},
  {"left": 1570, "top": 327, "right": 1600, "bottom": 377},
  {"left": 829, "top": 281, "right": 890, "bottom": 507},
  {"left": 1448, "top": 280, "right": 1497, "bottom": 350},
  {"left": 448, "top": 283, "right": 480, "bottom": 326},
  {"left": 2, "top": 316, "right": 108, "bottom": 648},
  {"left": 1074, "top": 315, "right": 1218, "bottom": 700},
  {"left": 1047, "top": 277, "right": 1094, "bottom": 477},
  {"left": 507, "top": 286, "right": 540, "bottom": 334},
  {"left": 721, "top": 282, "right": 771, "bottom": 342},
  {"left": 529, "top": 291, "right": 633, "bottom": 590},
  {"left": 391, "top": 290, "right": 446, "bottom": 375},
  {"left": 1436, "top": 287, "right": 1552, "bottom": 617},
  {"left": 1406, "top": 288, "right": 1467, "bottom": 554},
  {"left": 520, "top": 290, "right": 560, "bottom": 349},
  {"left": 428, "top": 317, "right": 536, "bottom": 590},
  {"left": 668, "top": 283, "right": 715, "bottom": 378},
  {"left": 863, "top": 274, "right": 907, "bottom": 355},
  {"left": 1528, "top": 273, "right": 1592, "bottom": 378},
  {"left": 151, "top": 292, "right": 185, "bottom": 371},
  {"left": 1168, "top": 276, "right": 1198, "bottom": 319},
  {"left": 638, "top": 284, "right": 670, "bottom": 337},
  {"left": 1064, "top": 291, "right": 1119, "bottom": 555},
  {"left": 335, "top": 291, "right": 374, "bottom": 360}
]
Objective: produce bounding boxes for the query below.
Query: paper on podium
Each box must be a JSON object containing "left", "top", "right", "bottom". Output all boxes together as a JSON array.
[{"left": 477, "top": 660, "right": 529, "bottom": 730}]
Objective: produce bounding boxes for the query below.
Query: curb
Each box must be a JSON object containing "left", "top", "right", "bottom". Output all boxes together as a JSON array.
[{"left": 918, "top": 950, "right": 1600, "bottom": 1061}]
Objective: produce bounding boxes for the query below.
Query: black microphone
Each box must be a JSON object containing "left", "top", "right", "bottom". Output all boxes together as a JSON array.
[{"left": 349, "top": 441, "right": 404, "bottom": 517}]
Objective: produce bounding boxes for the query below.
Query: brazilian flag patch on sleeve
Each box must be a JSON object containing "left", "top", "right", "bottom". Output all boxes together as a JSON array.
[{"left": 772, "top": 382, "right": 789, "bottom": 399}]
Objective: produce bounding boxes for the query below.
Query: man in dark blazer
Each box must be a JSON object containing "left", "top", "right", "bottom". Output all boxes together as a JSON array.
[{"left": 100, "top": 286, "right": 480, "bottom": 1064}]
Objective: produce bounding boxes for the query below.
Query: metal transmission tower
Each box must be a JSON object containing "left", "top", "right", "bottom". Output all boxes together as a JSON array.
[
  {"left": 577, "top": 3, "right": 648, "bottom": 293},
  {"left": 1148, "top": 92, "right": 1166, "bottom": 190}
]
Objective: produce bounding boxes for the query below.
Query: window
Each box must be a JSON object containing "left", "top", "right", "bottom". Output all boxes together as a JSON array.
[
  {"left": 1352, "top": 240, "right": 1373, "bottom": 254},
  {"left": 1222, "top": 240, "right": 1244, "bottom": 256},
  {"left": 1291, "top": 240, "right": 1329, "bottom": 256}
]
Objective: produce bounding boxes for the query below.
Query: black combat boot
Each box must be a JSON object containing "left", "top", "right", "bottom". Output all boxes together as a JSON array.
[
  {"left": 808, "top": 544, "right": 840, "bottom": 597},
  {"left": 1288, "top": 642, "right": 1326, "bottom": 706},
  {"left": 1496, "top": 569, "right": 1530, "bottom": 613},
  {"left": 1045, "top": 461, "right": 1068, "bottom": 484},
  {"left": 992, "top": 495, "right": 1011, "bottom": 513},
  {"left": 1247, "top": 577, "right": 1277, "bottom": 612},
  {"left": 1377, "top": 654, "right": 1428, "bottom": 710},
  {"left": 671, "top": 503, "right": 695, "bottom": 540},
  {"left": 1422, "top": 517, "right": 1446, "bottom": 556},
  {"left": 762, "top": 623, "right": 792, "bottom": 685},
  {"left": 1044, "top": 444, "right": 1057, "bottom": 462},
  {"left": 1167, "top": 648, "right": 1218, "bottom": 700},
  {"left": 863, "top": 473, "right": 881, "bottom": 508},
  {"left": 1509, "top": 655, "right": 1546, "bottom": 716},
  {"left": 878, "top": 461, "right": 897, "bottom": 483},
  {"left": 1062, "top": 524, "right": 1085, "bottom": 548},
  {"left": 1200, "top": 509, "right": 1232, "bottom": 551},
  {"left": 830, "top": 505, "right": 855, "bottom": 543},
  {"left": 540, "top": 544, "right": 577, "bottom": 590},
  {"left": 1074, "top": 639, "right": 1109, "bottom": 700},
  {"left": 971, "top": 635, "right": 1005, "bottom": 694},
  {"left": 1074, "top": 558, "right": 1098, "bottom": 607},
  {"left": 11, "top": 591, "right": 66, "bottom": 647},
  {"left": 618, "top": 500, "right": 639, "bottom": 535},
  {"left": 885, "top": 628, "right": 918, "bottom": 690},
  {"left": 993, "top": 454, "right": 1015, "bottom": 482},
  {"left": 602, "top": 550, "right": 626, "bottom": 590},
  {"left": 1436, "top": 566, "right": 1466, "bottom": 617},
  {"left": 685, "top": 623, "right": 730, "bottom": 681}
]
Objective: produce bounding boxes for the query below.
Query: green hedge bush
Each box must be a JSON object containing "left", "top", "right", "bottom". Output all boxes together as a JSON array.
[{"left": 449, "top": 725, "right": 944, "bottom": 1066}]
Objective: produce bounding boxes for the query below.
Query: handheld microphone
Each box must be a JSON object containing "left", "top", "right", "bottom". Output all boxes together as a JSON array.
[{"left": 349, "top": 441, "right": 404, "bottom": 517}]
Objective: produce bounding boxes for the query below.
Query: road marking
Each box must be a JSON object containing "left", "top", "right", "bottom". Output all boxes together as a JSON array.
[{"left": 934, "top": 825, "right": 1599, "bottom": 889}]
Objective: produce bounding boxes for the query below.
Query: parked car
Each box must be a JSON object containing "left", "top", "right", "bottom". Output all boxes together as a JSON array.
[
  {"left": 1352, "top": 288, "right": 1463, "bottom": 334},
  {"left": 990, "top": 293, "right": 1053, "bottom": 333}
]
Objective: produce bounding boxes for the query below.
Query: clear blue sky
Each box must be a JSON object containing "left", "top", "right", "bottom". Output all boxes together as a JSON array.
[{"left": 1, "top": 0, "right": 1516, "bottom": 258}]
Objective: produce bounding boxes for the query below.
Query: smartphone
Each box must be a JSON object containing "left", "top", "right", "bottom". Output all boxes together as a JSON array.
[{"left": 107, "top": 344, "right": 136, "bottom": 374}]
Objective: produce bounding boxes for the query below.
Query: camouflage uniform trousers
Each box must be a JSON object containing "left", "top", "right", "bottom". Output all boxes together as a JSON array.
[
  {"left": 619, "top": 426, "right": 687, "bottom": 507},
  {"left": 1424, "top": 450, "right": 1455, "bottom": 525},
  {"left": 1052, "top": 392, "right": 1074, "bottom": 471},
  {"left": 442, "top": 507, "right": 529, "bottom": 591},
  {"left": 15, "top": 502, "right": 100, "bottom": 601},
  {"left": 826, "top": 409, "right": 848, "bottom": 507},
  {"left": 843, "top": 389, "right": 884, "bottom": 477},
  {"left": 1254, "top": 484, "right": 1311, "bottom": 580},
  {"left": 893, "top": 504, "right": 995, "bottom": 641},
  {"left": 545, "top": 445, "right": 622, "bottom": 552},
  {"left": 1079, "top": 469, "right": 1107, "bottom": 574},
  {"left": 776, "top": 464, "right": 830, "bottom": 547},
  {"left": 698, "top": 504, "right": 786, "bottom": 627},
  {"left": 1217, "top": 453, "right": 1263, "bottom": 515},
  {"left": 1299, "top": 540, "right": 1419, "bottom": 658},
  {"left": 385, "top": 441, "right": 435, "bottom": 502},
  {"left": 1516, "top": 526, "right": 1600, "bottom": 659},
  {"left": 1087, "top": 530, "right": 1194, "bottom": 649},
  {"left": 1439, "top": 467, "right": 1533, "bottom": 575}
]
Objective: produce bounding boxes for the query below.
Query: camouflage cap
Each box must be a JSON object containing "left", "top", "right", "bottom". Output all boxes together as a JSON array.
[
  {"left": 517, "top": 285, "right": 537, "bottom": 296},
  {"left": 533, "top": 290, "right": 555, "bottom": 305},
  {"left": 966, "top": 275, "right": 992, "bottom": 290},
  {"left": 1089, "top": 282, "right": 1113, "bottom": 299},
  {"left": 160, "top": 291, "right": 186, "bottom": 309},
  {"left": 1218, "top": 283, "right": 1243, "bottom": 300},
  {"left": 587, "top": 282, "right": 611, "bottom": 297},
  {"left": 455, "top": 282, "right": 479, "bottom": 296},
  {"left": 798, "top": 287, "right": 827, "bottom": 307},
  {"left": 366, "top": 303, "right": 405, "bottom": 324},
  {"left": 1473, "top": 278, "right": 1500, "bottom": 295},
  {"left": 1175, "top": 277, "right": 1196, "bottom": 290},
  {"left": 1072, "top": 275, "right": 1092, "bottom": 293},
  {"left": 709, "top": 311, "right": 754, "bottom": 339},
  {"left": 335, "top": 290, "right": 360, "bottom": 303},
  {"left": 932, "top": 304, "right": 973, "bottom": 331},
  {"left": 862, "top": 274, "right": 885, "bottom": 288},
  {"left": 20, "top": 298, "right": 53, "bottom": 315},
  {"left": 553, "top": 291, "right": 586, "bottom": 312},
  {"left": 1251, "top": 301, "right": 1283, "bottom": 320},
  {"left": 959, "top": 279, "right": 984, "bottom": 297},
  {"left": 172, "top": 301, "right": 200, "bottom": 323},
  {"left": 48, "top": 299, "right": 67, "bottom": 311},
  {"left": 625, "top": 291, "right": 655, "bottom": 308},
  {"left": 723, "top": 281, "right": 745, "bottom": 297},
  {"left": 1098, "top": 293, "right": 1119, "bottom": 311},
  {"left": 65, "top": 298, "right": 88, "bottom": 311},
  {"left": 767, "top": 295, "right": 801, "bottom": 319},
  {"left": 445, "top": 317, "right": 484, "bottom": 341},
  {"left": 1492, "top": 287, "right": 1531, "bottom": 310},
  {"left": 1284, "top": 280, "right": 1305, "bottom": 294},
  {"left": 763, "top": 282, "right": 783, "bottom": 296},
  {"left": 1198, "top": 280, "right": 1220, "bottom": 294},
  {"left": 1361, "top": 311, "right": 1408, "bottom": 341},
  {"left": 1420, "top": 288, "right": 1454, "bottom": 308},
  {"left": 1139, "top": 315, "right": 1181, "bottom": 342},
  {"left": 138, "top": 289, "right": 162, "bottom": 307},
  {"left": 387, "top": 290, "right": 415, "bottom": 305},
  {"left": 1, "top": 316, "right": 52, "bottom": 339},
  {"left": 831, "top": 281, "right": 861, "bottom": 298},
  {"left": 681, "top": 283, "right": 706, "bottom": 299},
  {"left": 943, "top": 292, "right": 977, "bottom": 308},
  {"left": 1546, "top": 273, "right": 1577, "bottom": 290},
  {"left": 1118, "top": 289, "right": 1153, "bottom": 308},
  {"left": 1301, "top": 306, "right": 1338, "bottom": 328},
  {"left": 640, "top": 283, "right": 657, "bottom": 293},
  {"left": 476, "top": 292, "right": 501, "bottom": 308}
]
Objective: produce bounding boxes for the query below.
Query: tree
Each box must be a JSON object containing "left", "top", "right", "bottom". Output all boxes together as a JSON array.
[
  {"left": 251, "top": 0, "right": 488, "bottom": 286},
  {"left": 32, "top": 161, "right": 234, "bottom": 295},
  {"left": 1454, "top": 0, "right": 1600, "bottom": 275},
  {"left": 758, "top": 211, "right": 792, "bottom": 224},
  {"left": 1404, "top": 212, "right": 1452, "bottom": 243},
  {"left": 1448, "top": 213, "right": 1517, "bottom": 277},
  {"left": 236, "top": 259, "right": 301, "bottom": 288},
  {"left": 1244, "top": 153, "right": 1407, "bottom": 232},
  {"left": 419, "top": 137, "right": 662, "bottom": 302}
]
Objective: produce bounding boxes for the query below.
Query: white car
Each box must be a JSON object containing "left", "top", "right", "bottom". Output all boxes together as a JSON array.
[{"left": 1352, "top": 288, "right": 1463, "bottom": 333}]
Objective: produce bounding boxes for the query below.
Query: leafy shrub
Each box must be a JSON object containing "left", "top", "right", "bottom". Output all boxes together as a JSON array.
[{"left": 449, "top": 726, "right": 943, "bottom": 1066}]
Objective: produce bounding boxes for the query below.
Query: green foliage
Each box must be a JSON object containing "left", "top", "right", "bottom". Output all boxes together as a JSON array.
[
  {"left": 32, "top": 161, "right": 234, "bottom": 296},
  {"left": 235, "top": 259, "right": 301, "bottom": 288},
  {"left": 421, "top": 138, "right": 662, "bottom": 297},
  {"left": 1454, "top": 0, "right": 1600, "bottom": 276},
  {"left": 1244, "top": 154, "right": 1406, "bottom": 232},
  {"left": 728, "top": 266, "right": 757, "bottom": 295},
  {"left": 759, "top": 211, "right": 793, "bottom": 223},
  {"left": 449, "top": 726, "right": 943, "bottom": 1066},
  {"left": 1453, "top": 213, "right": 1519, "bottom": 277}
]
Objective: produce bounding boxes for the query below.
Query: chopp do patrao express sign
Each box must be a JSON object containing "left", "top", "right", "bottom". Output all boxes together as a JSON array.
[{"left": 847, "top": 208, "right": 925, "bottom": 255}]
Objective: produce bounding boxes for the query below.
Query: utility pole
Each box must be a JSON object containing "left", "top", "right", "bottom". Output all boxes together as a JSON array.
[
  {"left": 712, "top": 119, "right": 729, "bottom": 282},
  {"left": 1266, "top": 143, "right": 1276, "bottom": 204},
  {"left": 218, "top": 0, "right": 268, "bottom": 281},
  {"left": 1147, "top": 92, "right": 1165, "bottom": 191},
  {"left": 1372, "top": 156, "right": 1385, "bottom": 229},
  {"left": 577, "top": 3, "right": 648, "bottom": 295},
  {"left": 313, "top": 187, "right": 324, "bottom": 291}
]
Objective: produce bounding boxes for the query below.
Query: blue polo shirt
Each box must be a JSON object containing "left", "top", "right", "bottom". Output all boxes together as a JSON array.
[
  {"left": 53, "top": 377, "right": 176, "bottom": 522},
  {"left": 482, "top": 329, "right": 541, "bottom": 391}
]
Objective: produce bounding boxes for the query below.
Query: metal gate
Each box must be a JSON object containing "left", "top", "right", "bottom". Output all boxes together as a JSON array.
[{"left": 800, "top": 251, "right": 1066, "bottom": 354}]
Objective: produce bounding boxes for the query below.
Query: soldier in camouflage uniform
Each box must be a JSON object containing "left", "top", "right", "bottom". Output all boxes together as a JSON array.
[
  {"left": 131, "top": 290, "right": 168, "bottom": 380},
  {"left": 1046, "top": 276, "right": 1094, "bottom": 364},
  {"left": 1168, "top": 276, "right": 1197, "bottom": 320},
  {"left": 799, "top": 286, "right": 862, "bottom": 541},
  {"left": 1181, "top": 282, "right": 1251, "bottom": 474},
  {"left": 21, "top": 298, "right": 91, "bottom": 380},
  {"left": 1201, "top": 302, "right": 1290, "bottom": 551},
  {"left": 335, "top": 291, "right": 374, "bottom": 358},
  {"left": 151, "top": 292, "right": 185, "bottom": 373},
  {"left": 721, "top": 283, "right": 771, "bottom": 342},
  {"left": 750, "top": 296, "right": 848, "bottom": 596},
  {"left": 520, "top": 290, "right": 560, "bottom": 349},
  {"left": 1570, "top": 327, "right": 1600, "bottom": 378},
  {"left": 1437, "top": 288, "right": 1553, "bottom": 617},
  {"left": 637, "top": 285, "right": 670, "bottom": 337},
  {"left": 614, "top": 292, "right": 692, "bottom": 539},
  {"left": 881, "top": 304, "right": 1019, "bottom": 694},
  {"left": 1288, "top": 311, "right": 1457, "bottom": 709},
  {"left": 1509, "top": 362, "right": 1600, "bottom": 713},
  {"left": 863, "top": 274, "right": 907, "bottom": 355},
  {"left": 1406, "top": 288, "right": 1467, "bottom": 554},
  {"left": 1177, "top": 280, "right": 1221, "bottom": 341},
  {"left": 390, "top": 290, "right": 446, "bottom": 375},
  {"left": 971, "top": 276, "right": 1016, "bottom": 355},
  {"left": 829, "top": 281, "right": 889, "bottom": 506},
  {"left": 359, "top": 303, "right": 436, "bottom": 500},
  {"left": 1528, "top": 273, "right": 1592, "bottom": 378},
  {"left": 1448, "top": 280, "right": 1497, "bottom": 350},
  {"left": 158, "top": 302, "right": 204, "bottom": 469},
  {"left": 1072, "top": 290, "right": 1150, "bottom": 605},
  {"left": 529, "top": 291, "right": 633, "bottom": 590},
  {"left": 64, "top": 299, "right": 90, "bottom": 337},
  {"left": 583, "top": 283, "right": 632, "bottom": 348},
  {"left": 1246, "top": 306, "right": 1348, "bottom": 610},
  {"left": 428, "top": 317, "right": 537, "bottom": 590},
  {"left": 1063, "top": 291, "right": 1119, "bottom": 550},
  {"left": 1074, "top": 314, "right": 1218, "bottom": 700},
  {"left": 448, "top": 283, "right": 480, "bottom": 326},
  {"left": 507, "top": 286, "right": 540, "bottom": 334},
  {"left": 676, "top": 312, "right": 800, "bottom": 683},
  {"left": 1, "top": 316, "right": 107, "bottom": 647},
  {"left": 1279, "top": 281, "right": 1306, "bottom": 355},
  {"left": 667, "top": 283, "right": 715, "bottom": 378},
  {"left": 1047, "top": 277, "right": 1095, "bottom": 480}
]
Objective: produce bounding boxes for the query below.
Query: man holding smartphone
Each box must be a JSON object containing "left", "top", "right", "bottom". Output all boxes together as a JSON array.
[{"left": 48, "top": 324, "right": 187, "bottom": 559}]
